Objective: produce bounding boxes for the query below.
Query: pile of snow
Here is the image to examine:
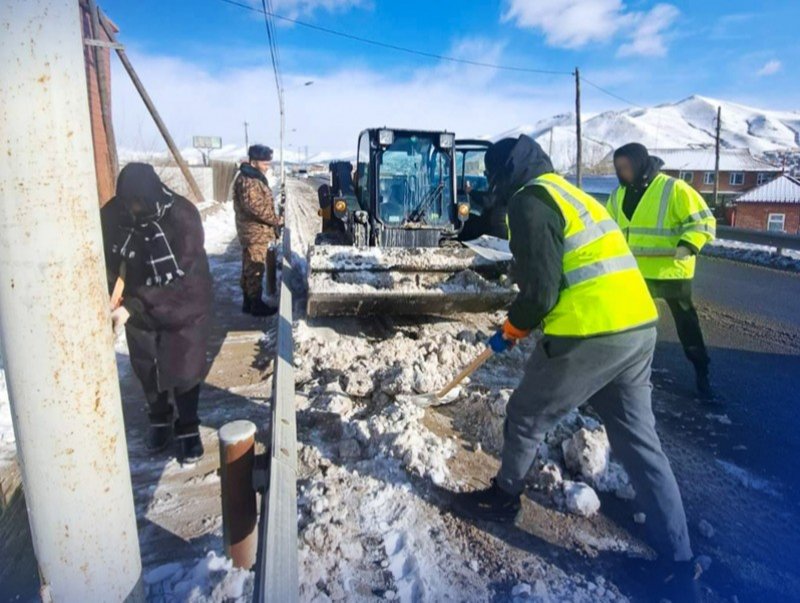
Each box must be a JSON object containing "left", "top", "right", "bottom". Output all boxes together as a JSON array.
[
  {"left": 202, "top": 202, "right": 238, "bottom": 256},
  {"left": 294, "top": 322, "right": 481, "bottom": 486},
  {"left": 704, "top": 239, "right": 800, "bottom": 272},
  {"left": 455, "top": 396, "right": 634, "bottom": 517},
  {"left": 143, "top": 551, "right": 253, "bottom": 602},
  {"left": 0, "top": 349, "right": 15, "bottom": 479}
]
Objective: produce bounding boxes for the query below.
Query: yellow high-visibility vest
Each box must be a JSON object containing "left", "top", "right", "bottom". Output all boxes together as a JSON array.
[
  {"left": 508, "top": 174, "right": 658, "bottom": 337},
  {"left": 608, "top": 173, "right": 716, "bottom": 280}
]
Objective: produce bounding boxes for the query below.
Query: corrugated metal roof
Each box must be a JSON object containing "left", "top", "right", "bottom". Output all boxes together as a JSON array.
[
  {"left": 651, "top": 148, "right": 781, "bottom": 172},
  {"left": 735, "top": 174, "right": 800, "bottom": 204}
]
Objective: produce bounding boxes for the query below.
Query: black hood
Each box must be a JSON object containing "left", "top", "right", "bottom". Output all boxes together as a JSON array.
[
  {"left": 116, "top": 163, "right": 172, "bottom": 222},
  {"left": 614, "top": 143, "right": 664, "bottom": 189},
  {"left": 485, "top": 135, "right": 555, "bottom": 201}
]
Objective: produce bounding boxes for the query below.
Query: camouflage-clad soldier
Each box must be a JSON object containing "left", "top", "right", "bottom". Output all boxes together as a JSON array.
[{"left": 233, "top": 144, "right": 283, "bottom": 316}]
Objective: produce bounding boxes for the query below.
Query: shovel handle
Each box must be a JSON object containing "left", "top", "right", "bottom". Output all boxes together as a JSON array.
[
  {"left": 437, "top": 347, "right": 494, "bottom": 399},
  {"left": 110, "top": 262, "right": 127, "bottom": 309}
]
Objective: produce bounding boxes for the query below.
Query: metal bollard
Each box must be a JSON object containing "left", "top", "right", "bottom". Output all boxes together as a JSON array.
[{"left": 218, "top": 420, "right": 258, "bottom": 569}]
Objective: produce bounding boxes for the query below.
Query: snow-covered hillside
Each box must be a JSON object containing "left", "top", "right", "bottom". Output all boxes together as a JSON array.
[{"left": 490, "top": 96, "right": 800, "bottom": 173}]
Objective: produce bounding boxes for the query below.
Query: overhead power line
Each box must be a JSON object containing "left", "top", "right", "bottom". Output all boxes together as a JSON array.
[
  {"left": 216, "top": 0, "right": 571, "bottom": 77},
  {"left": 578, "top": 74, "right": 647, "bottom": 110}
]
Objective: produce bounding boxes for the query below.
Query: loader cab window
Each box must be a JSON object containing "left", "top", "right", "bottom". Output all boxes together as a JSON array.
[
  {"left": 356, "top": 132, "right": 370, "bottom": 210},
  {"left": 456, "top": 149, "right": 489, "bottom": 194},
  {"left": 377, "top": 134, "right": 452, "bottom": 227}
]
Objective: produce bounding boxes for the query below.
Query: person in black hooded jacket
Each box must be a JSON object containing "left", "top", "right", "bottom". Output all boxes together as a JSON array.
[
  {"left": 101, "top": 163, "right": 213, "bottom": 464},
  {"left": 483, "top": 136, "right": 565, "bottom": 330},
  {"left": 451, "top": 137, "right": 700, "bottom": 601}
]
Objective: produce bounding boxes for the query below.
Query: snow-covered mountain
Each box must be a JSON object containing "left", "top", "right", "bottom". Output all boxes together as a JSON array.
[{"left": 490, "top": 96, "right": 800, "bottom": 173}]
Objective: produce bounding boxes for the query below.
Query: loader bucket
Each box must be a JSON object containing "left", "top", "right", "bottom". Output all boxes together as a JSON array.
[{"left": 306, "top": 245, "right": 515, "bottom": 317}]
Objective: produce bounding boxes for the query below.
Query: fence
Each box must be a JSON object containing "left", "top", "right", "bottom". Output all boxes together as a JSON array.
[
  {"left": 717, "top": 225, "right": 800, "bottom": 255},
  {"left": 253, "top": 224, "right": 298, "bottom": 602}
]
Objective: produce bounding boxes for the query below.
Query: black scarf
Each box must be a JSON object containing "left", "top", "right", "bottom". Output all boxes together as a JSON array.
[{"left": 112, "top": 163, "right": 185, "bottom": 287}]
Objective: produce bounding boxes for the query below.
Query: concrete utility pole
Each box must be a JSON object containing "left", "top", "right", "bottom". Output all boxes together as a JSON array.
[
  {"left": 713, "top": 106, "right": 722, "bottom": 208},
  {"left": 244, "top": 121, "right": 250, "bottom": 149},
  {"left": 0, "top": 2, "right": 143, "bottom": 601},
  {"left": 574, "top": 67, "right": 583, "bottom": 189}
]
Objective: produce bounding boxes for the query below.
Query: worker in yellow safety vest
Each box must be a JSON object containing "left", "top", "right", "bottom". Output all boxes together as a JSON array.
[
  {"left": 609, "top": 143, "right": 717, "bottom": 399},
  {"left": 451, "top": 136, "right": 700, "bottom": 601}
]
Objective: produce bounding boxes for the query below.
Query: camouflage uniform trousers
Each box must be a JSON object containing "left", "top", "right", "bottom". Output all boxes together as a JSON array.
[{"left": 240, "top": 243, "right": 271, "bottom": 299}]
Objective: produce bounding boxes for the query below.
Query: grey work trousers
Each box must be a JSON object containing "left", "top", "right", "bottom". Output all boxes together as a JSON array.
[{"left": 496, "top": 327, "right": 693, "bottom": 562}]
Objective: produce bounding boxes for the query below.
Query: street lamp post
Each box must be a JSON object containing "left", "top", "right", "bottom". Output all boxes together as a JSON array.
[{"left": 279, "top": 80, "right": 313, "bottom": 197}]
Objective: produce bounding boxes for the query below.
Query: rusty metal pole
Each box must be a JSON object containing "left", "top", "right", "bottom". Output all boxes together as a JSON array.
[
  {"left": 0, "top": 2, "right": 143, "bottom": 600},
  {"left": 219, "top": 420, "right": 258, "bottom": 569}
]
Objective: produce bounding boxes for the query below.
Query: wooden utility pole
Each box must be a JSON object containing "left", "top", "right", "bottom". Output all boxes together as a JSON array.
[
  {"left": 98, "top": 10, "right": 205, "bottom": 203},
  {"left": 574, "top": 67, "right": 583, "bottom": 188},
  {"left": 713, "top": 105, "right": 722, "bottom": 207},
  {"left": 87, "top": 0, "right": 118, "bottom": 177}
]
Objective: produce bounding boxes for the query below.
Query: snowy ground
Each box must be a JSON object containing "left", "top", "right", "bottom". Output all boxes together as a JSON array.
[
  {"left": 287, "top": 178, "right": 658, "bottom": 602},
  {"left": 0, "top": 349, "right": 15, "bottom": 503},
  {"left": 705, "top": 238, "right": 800, "bottom": 272}
]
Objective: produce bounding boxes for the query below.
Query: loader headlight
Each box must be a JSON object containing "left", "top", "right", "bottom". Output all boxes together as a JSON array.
[
  {"left": 439, "top": 133, "right": 455, "bottom": 149},
  {"left": 378, "top": 129, "right": 395, "bottom": 146},
  {"left": 457, "top": 202, "right": 470, "bottom": 221},
  {"left": 333, "top": 198, "right": 348, "bottom": 217}
]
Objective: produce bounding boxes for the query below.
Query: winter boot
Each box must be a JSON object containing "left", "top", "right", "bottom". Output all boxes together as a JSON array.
[
  {"left": 177, "top": 432, "right": 204, "bottom": 465},
  {"left": 249, "top": 296, "right": 277, "bottom": 317},
  {"left": 695, "top": 369, "right": 717, "bottom": 401},
  {"left": 146, "top": 423, "right": 173, "bottom": 453},
  {"left": 450, "top": 478, "right": 521, "bottom": 523}
]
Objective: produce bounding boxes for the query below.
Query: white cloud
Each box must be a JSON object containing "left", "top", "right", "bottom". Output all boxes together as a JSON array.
[
  {"left": 757, "top": 59, "right": 782, "bottom": 77},
  {"left": 617, "top": 4, "right": 679, "bottom": 58},
  {"left": 503, "top": 0, "right": 679, "bottom": 57},
  {"left": 109, "top": 44, "right": 573, "bottom": 158},
  {"left": 262, "top": 0, "right": 369, "bottom": 19}
]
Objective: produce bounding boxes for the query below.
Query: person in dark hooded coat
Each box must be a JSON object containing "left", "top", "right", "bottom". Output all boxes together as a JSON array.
[
  {"left": 452, "top": 137, "right": 700, "bottom": 601},
  {"left": 101, "top": 163, "right": 213, "bottom": 463}
]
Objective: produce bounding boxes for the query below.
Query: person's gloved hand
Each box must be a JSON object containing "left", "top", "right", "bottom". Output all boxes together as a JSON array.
[
  {"left": 488, "top": 319, "right": 532, "bottom": 354},
  {"left": 111, "top": 306, "right": 130, "bottom": 332},
  {"left": 675, "top": 245, "right": 694, "bottom": 260},
  {"left": 488, "top": 330, "right": 514, "bottom": 354}
]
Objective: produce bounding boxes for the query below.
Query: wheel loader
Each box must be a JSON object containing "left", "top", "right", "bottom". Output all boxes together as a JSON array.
[{"left": 308, "top": 128, "right": 514, "bottom": 317}]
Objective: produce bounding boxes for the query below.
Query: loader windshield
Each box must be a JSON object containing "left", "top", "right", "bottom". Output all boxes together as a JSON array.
[{"left": 378, "top": 134, "right": 453, "bottom": 227}]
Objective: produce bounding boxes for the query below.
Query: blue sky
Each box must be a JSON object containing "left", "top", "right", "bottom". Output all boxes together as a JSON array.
[{"left": 101, "top": 0, "right": 799, "bottom": 155}]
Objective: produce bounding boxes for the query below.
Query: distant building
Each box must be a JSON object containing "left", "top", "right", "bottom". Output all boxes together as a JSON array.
[
  {"left": 732, "top": 174, "right": 800, "bottom": 234},
  {"left": 651, "top": 148, "right": 781, "bottom": 208}
]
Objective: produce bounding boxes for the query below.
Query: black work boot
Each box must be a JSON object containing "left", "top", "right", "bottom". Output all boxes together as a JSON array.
[
  {"left": 451, "top": 478, "right": 521, "bottom": 523},
  {"left": 177, "top": 432, "right": 204, "bottom": 465},
  {"left": 146, "top": 423, "right": 173, "bottom": 453},
  {"left": 695, "top": 368, "right": 717, "bottom": 402},
  {"left": 250, "top": 296, "right": 277, "bottom": 317}
]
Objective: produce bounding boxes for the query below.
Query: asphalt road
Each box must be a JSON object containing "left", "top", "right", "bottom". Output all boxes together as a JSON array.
[{"left": 649, "top": 256, "right": 800, "bottom": 601}]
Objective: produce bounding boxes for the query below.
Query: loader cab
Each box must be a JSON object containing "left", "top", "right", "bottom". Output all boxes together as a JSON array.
[
  {"left": 454, "top": 139, "right": 509, "bottom": 242},
  {"left": 352, "top": 128, "right": 466, "bottom": 247},
  {"left": 455, "top": 139, "right": 491, "bottom": 212}
]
